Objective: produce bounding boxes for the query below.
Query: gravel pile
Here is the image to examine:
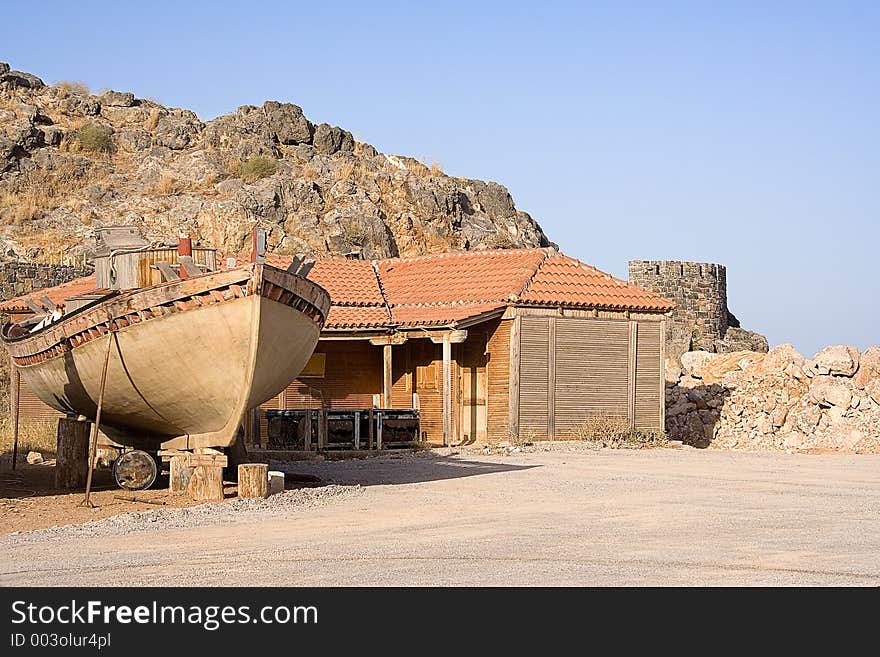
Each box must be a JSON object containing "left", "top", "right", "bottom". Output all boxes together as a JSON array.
[{"left": 2, "top": 484, "right": 361, "bottom": 544}]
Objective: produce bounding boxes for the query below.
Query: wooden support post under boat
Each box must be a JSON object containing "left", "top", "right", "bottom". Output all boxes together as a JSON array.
[
  {"left": 55, "top": 418, "right": 90, "bottom": 489},
  {"left": 169, "top": 456, "right": 194, "bottom": 493},
  {"left": 238, "top": 463, "right": 268, "bottom": 499},
  {"left": 188, "top": 465, "right": 224, "bottom": 502},
  {"left": 383, "top": 343, "right": 393, "bottom": 408},
  {"left": 9, "top": 362, "right": 19, "bottom": 471},
  {"left": 81, "top": 322, "right": 116, "bottom": 507}
]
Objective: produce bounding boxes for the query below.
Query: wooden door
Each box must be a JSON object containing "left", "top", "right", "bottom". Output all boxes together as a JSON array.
[{"left": 458, "top": 341, "right": 488, "bottom": 444}]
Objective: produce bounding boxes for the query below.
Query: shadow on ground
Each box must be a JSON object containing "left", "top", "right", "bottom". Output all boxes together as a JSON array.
[{"left": 275, "top": 453, "right": 540, "bottom": 487}]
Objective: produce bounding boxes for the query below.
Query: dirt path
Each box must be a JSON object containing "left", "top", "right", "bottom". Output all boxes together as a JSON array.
[{"left": 2, "top": 448, "right": 879, "bottom": 586}]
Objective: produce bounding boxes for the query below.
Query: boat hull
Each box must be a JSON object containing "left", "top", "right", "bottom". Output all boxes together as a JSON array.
[{"left": 3, "top": 264, "right": 329, "bottom": 450}]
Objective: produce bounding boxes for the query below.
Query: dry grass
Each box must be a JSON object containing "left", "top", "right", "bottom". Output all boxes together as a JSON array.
[
  {"left": 0, "top": 418, "right": 58, "bottom": 458},
  {"left": 301, "top": 164, "right": 320, "bottom": 181},
  {"left": 145, "top": 108, "right": 162, "bottom": 132},
  {"left": 0, "top": 158, "right": 98, "bottom": 226},
  {"left": 335, "top": 160, "right": 355, "bottom": 181},
  {"left": 149, "top": 174, "right": 182, "bottom": 195},
  {"left": 54, "top": 81, "right": 91, "bottom": 97},
  {"left": 570, "top": 412, "right": 667, "bottom": 449}
]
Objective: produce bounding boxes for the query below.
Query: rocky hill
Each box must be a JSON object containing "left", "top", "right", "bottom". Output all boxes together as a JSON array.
[{"left": 0, "top": 63, "right": 550, "bottom": 261}]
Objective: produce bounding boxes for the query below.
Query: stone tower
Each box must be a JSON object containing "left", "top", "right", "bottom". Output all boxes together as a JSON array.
[{"left": 628, "top": 260, "right": 767, "bottom": 358}]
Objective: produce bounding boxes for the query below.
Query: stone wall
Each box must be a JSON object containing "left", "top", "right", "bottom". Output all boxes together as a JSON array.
[
  {"left": 0, "top": 262, "right": 91, "bottom": 302},
  {"left": 628, "top": 260, "right": 767, "bottom": 357}
]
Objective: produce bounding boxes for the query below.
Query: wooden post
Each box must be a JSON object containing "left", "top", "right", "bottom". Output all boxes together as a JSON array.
[
  {"left": 548, "top": 316, "right": 557, "bottom": 441},
  {"left": 660, "top": 319, "right": 667, "bottom": 432},
  {"left": 81, "top": 325, "right": 115, "bottom": 507},
  {"left": 188, "top": 465, "right": 224, "bottom": 502},
  {"left": 302, "top": 409, "right": 312, "bottom": 451},
  {"left": 55, "top": 418, "right": 91, "bottom": 489},
  {"left": 169, "top": 455, "right": 194, "bottom": 493},
  {"left": 628, "top": 321, "right": 638, "bottom": 431},
  {"left": 508, "top": 316, "right": 521, "bottom": 441},
  {"left": 376, "top": 412, "right": 383, "bottom": 450},
  {"left": 9, "top": 363, "right": 19, "bottom": 470},
  {"left": 354, "top": 411, "right": 361, "bottom": 449},
  {"left": 237, "top": 463, "right": 268, "bottom": 499},
  {"left": 383, "top": 343, "right": 393, "bottom": 408},
  {"left": 368, "top": 408, "right": 374, "bottom": 449},
  {"left": 442, "top": 332, "right": 451, "bottom": 446},
  {"left": 317, "top": 409, "right": 327, "bottom": 450}
]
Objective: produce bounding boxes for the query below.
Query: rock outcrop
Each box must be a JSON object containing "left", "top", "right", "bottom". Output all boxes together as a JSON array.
[
  {"left": 0, "top": 62, "right": 551, "bottom": 262},
  {"left": 666, "top": 344, "right": 880, "bottom": 453}
]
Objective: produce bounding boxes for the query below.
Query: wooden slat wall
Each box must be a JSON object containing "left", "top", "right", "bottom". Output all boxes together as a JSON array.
[
  {"left": 518, "top": 316, "right": 550, "bottom": 436},
  {"left": 486, "top": 318, "right": 511, "bottom": 444},
  {"left": 635, "top": 321, "right": 663, "bottom": 430},
  {"left": 16, "top": 377, "right": 64, "bottom": 421},
  {"left": 554, "top": 317, "right": 630, "bottom": 435},
  {"left": 283, "top": 341, "right": 380, "bottom": 410}
]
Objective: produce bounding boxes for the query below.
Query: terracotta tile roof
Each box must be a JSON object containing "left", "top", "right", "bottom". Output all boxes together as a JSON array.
[
  {"left": 519, "top": 254, "right": 675, "bottom": 311},
  {"left": 377, "top": 248, "right": 549, "bottom": 305},
  {"left": 0, "top": 275, "right": 101, "bottom": 313},
  {"left": 391, "top": 303, "right": 507, "bottom": 328},
  {"left": 325, "top": 306, "right": 390, "bottom": 329}
]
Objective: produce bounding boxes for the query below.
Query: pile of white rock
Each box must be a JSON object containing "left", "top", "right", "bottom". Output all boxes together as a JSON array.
[{"left": 665, "top": 344, "right": 880, "bottom": 453}]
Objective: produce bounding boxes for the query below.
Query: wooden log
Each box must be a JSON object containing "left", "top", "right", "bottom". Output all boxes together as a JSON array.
[
  {"left": 187, "top": 465, "right": 225, "bottom": 502},
  {"left": 169, "top": 455, "right": 195, "bottom": 493},
  {"left": 55, "top": 418, "right": 91, "bottom": 490},
  {"left": 238, "top": 463, "right": 269, "bottom": 499}
]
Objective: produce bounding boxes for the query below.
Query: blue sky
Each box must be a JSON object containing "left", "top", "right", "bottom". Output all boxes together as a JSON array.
[{"left": 3, "top": 1, "right": 878, "bottom": 356}]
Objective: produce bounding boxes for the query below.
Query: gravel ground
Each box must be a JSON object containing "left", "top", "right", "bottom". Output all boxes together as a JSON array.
[
  {"left": 2, "top": 447, "right": 879, "bottom": 586},
  {"left": 3, "top": 485, "right": 360, "bottom": 544}
]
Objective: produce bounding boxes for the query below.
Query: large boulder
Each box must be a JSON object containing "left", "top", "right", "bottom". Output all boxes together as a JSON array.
[
  {"left": 100, "top": 90, "right": 136, "bottom": 107},
  {"left": 853, "top": 346, "right": 880, "bottom": 389},
  {"left": 809, "top": 377, "right": 853, "bottom": 408},
  {"left": 263, "top": 101, "right": 313, "bottom": 145},
  {"left": 759, "top": 343, "right": 805, "bottom": 375},
  {"left": 0, "top": 68, "right": 44, "bottom": 89},
  {"left": 679, "top": 351, "right": 714, "bottom": 379},
  {"left": 155, "top": 113, "right": 203, "bottom": 150},
  {"left": 312, "top": 123, "right": 354, "bottom": 154},
  {"left": 812, "top": 345, "right": 860, "bottom": 376}
]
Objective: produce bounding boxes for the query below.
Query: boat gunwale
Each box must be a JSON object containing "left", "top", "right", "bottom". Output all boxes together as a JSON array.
[{"left": 2, "top": 264, "right": 330, "bottom": 365}]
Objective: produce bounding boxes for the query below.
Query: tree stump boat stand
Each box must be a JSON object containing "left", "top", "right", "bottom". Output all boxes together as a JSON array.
[
  {"left": 160, "top": 450, "right": 228, "bottom": 495},
  {"left": 238, "top": 463, "right": 268, "bottom": 499},
  {"left": 55, "top": 418, "right": 91, "bottom": 490},
  {"left": 187, "top": 464, "right": 225, "bottom": 502}
]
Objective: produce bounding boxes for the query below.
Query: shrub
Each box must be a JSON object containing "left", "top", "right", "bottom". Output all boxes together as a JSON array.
[
  {"left": 571, "top": 412, "right": 667, "bottom": 449},
  {"left": 55, "top": 81, "right": 90, "bottom": 97},
  {"left": 240, "top": 155, "right": 277, "bottom": 181},
  {"left": 76, "top": 122, "right": 113, "bottom": 153}
]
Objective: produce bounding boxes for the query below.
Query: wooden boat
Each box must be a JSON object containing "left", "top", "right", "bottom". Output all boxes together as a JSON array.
[{"left": 1, "top": 254, "right": 330, "bottom": 453}]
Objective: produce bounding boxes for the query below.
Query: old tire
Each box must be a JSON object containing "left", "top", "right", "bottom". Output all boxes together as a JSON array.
[{"left": 113, "top": 449, "right": 159, "bottom": 490}]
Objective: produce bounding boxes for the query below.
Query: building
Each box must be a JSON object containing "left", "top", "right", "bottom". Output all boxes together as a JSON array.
[{"left": 1, "top": 247, "right": 674, "bottom": 448}]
